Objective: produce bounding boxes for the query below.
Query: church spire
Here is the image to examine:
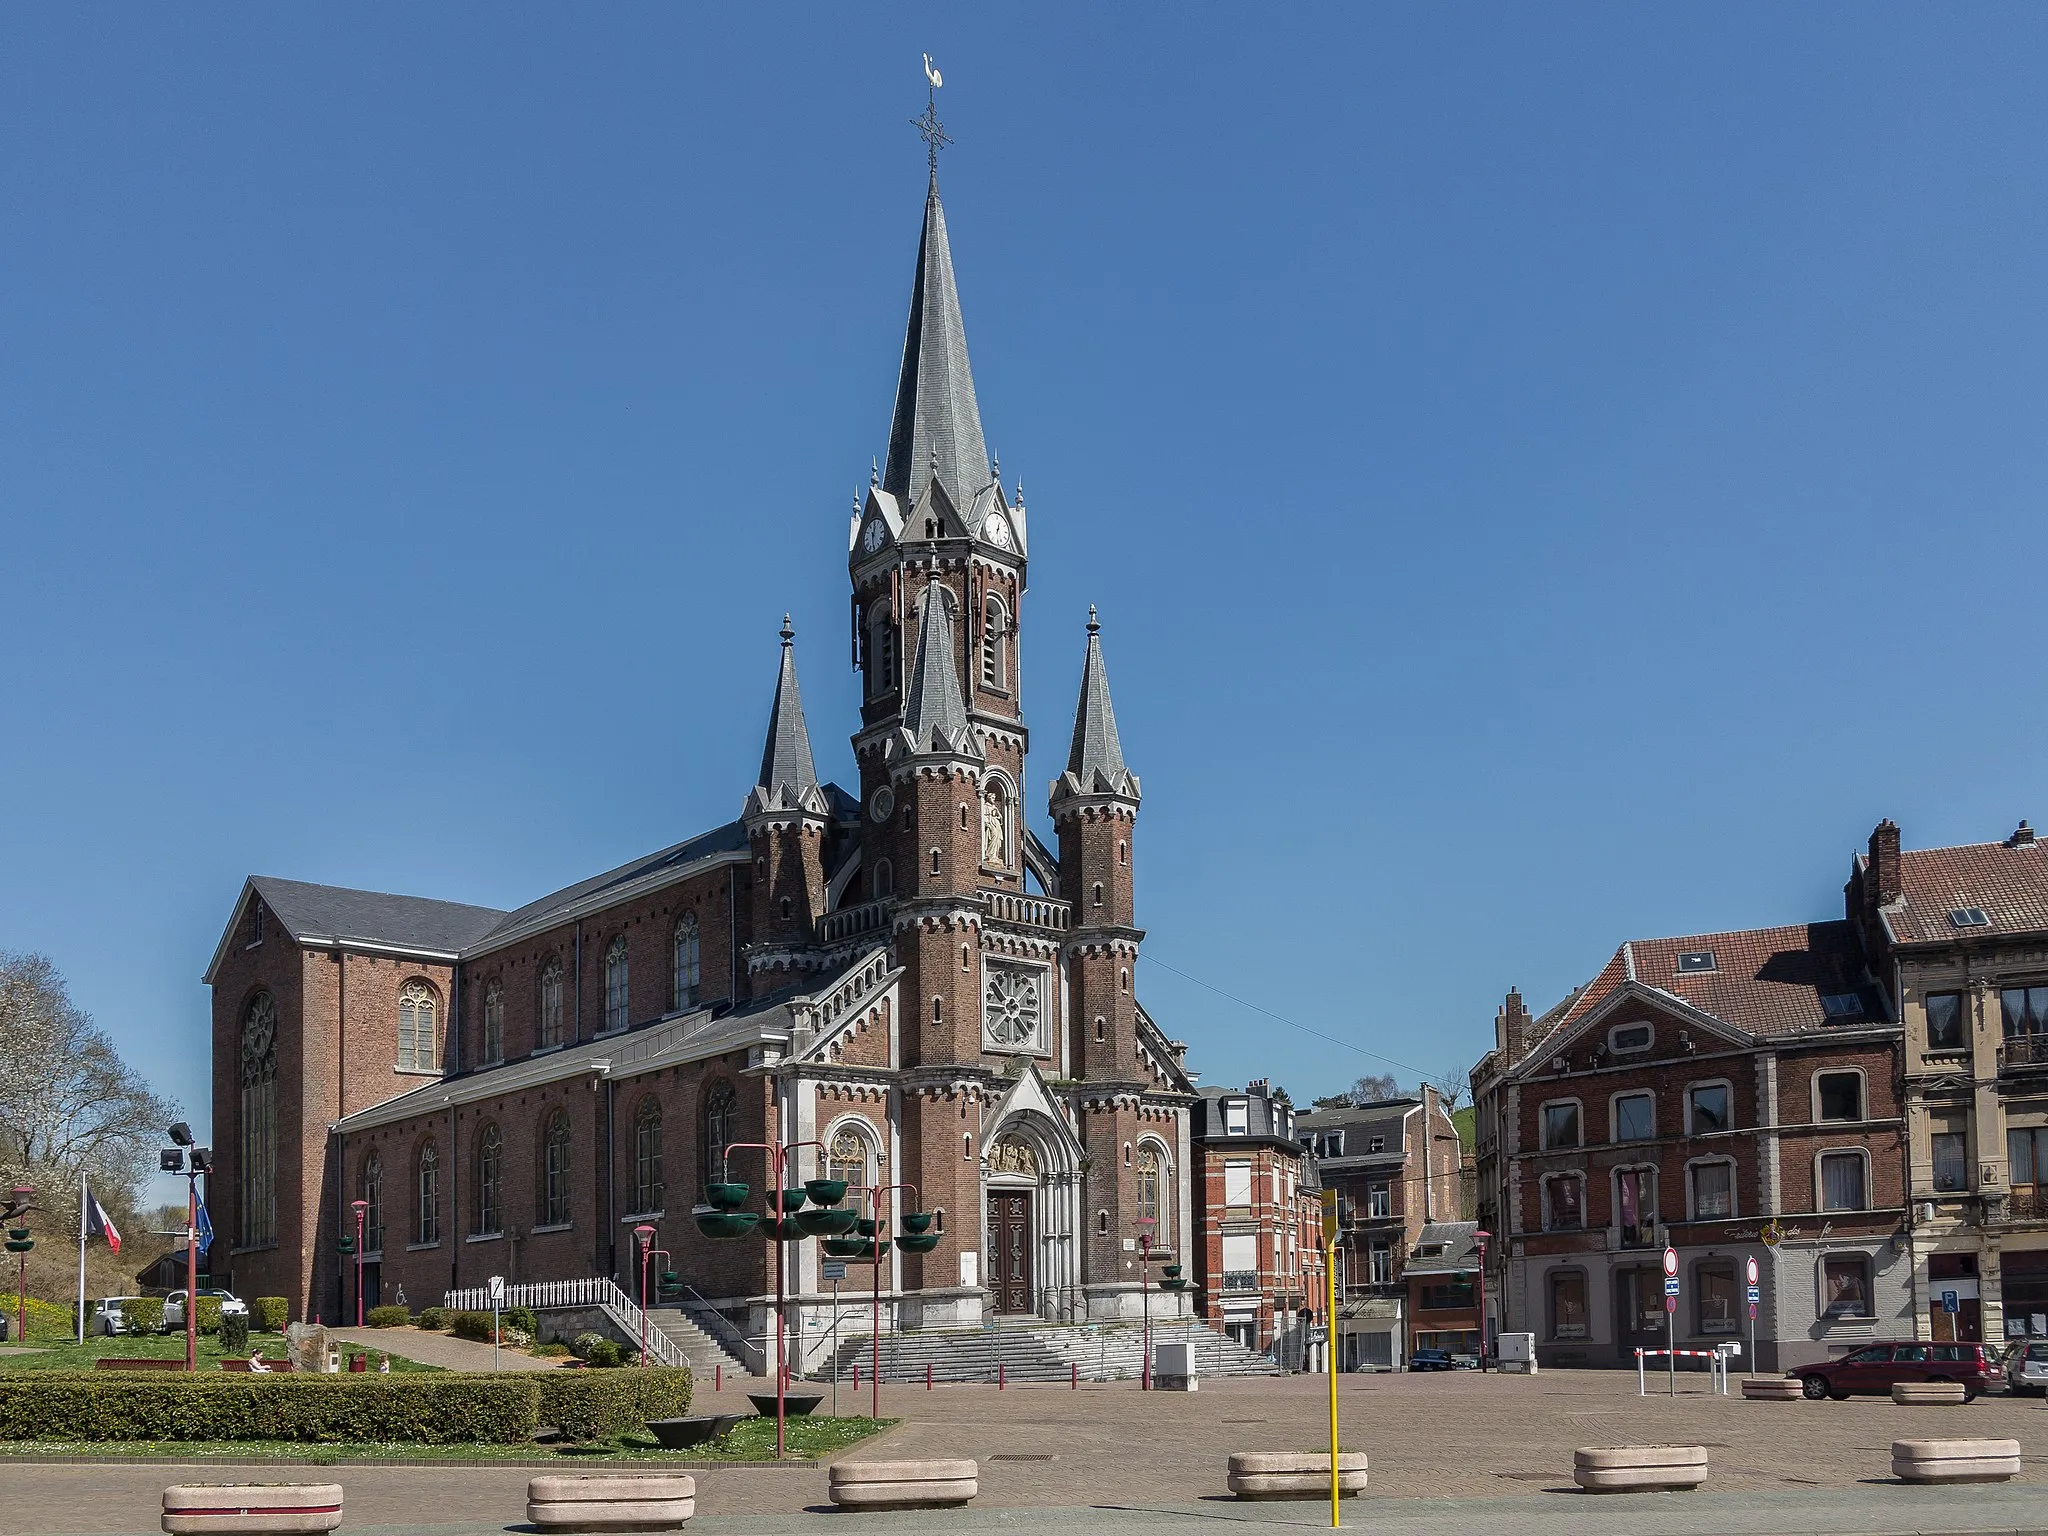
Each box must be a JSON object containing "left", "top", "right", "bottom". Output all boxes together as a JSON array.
[
  {"left": 1058, "top": 607, "right": 1139, "bottom": 800},
  {"left": 747, "top": 616, "right": 826, "bottom": 816},
  {"left": 881, "top": 177, "right": 989, "bottom": 511},
  {"left": 898, "top": 571, "right": 979, "bottom": 758}
]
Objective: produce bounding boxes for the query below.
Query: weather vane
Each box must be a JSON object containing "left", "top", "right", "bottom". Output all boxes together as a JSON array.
[{"left": 913, "top": 53, "right": 952, "bottom": 180}]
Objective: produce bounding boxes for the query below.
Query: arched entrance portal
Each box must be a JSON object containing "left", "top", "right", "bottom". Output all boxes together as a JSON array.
[
  {"left": 986, "top": 1135, "right": 1038, "bottom": 1314},
  {"left": 981, "top": 1112, "right": 1084, "bottom": 1319}
]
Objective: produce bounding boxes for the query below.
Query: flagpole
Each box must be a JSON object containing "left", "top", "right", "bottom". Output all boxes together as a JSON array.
[{"left": 76, "top": 1171, "right": 86, "bottom": 1345}]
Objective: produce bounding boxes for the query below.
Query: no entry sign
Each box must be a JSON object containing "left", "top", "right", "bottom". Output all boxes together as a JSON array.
[{"left": 1663, "top": 1246, "right": 1679, "bottom": 1278}]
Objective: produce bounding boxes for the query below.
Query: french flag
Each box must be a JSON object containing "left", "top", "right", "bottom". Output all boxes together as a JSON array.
[{"left": 85, "top": 1185, "right": 121, "bottom": 1255}]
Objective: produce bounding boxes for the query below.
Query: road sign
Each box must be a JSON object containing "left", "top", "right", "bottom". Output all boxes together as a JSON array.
[
  {"left": 1320, "top": 1189, "right": 1340, "bottom": 1245},
  {"left": 1664, "top": 1277, "right": 1681, "bottom": 1297},
  {"left": 1664, "top": 1297, "right": 1677, "bottom": 1313},
  {"left": 1746, "top": 1256, "right": 1759, "bottom": 1285},
  {"left": 1662, "top": 1246, "right": 1679, "bottom": 1278},
  {"left": 1748, "top": 1303, "right": 1758, "bottom": 1319},
  {"left": 1307, "top": 1327, "right": 1328, "bottom": 1344},
  {"left": 487, "top": 1275, "right": 505, "bottom": 1305},
  {"left": 1941, "top": 1289, "right": 1959, "bottom": 1314},
  {"left": 823, "top": 1261, "right": 847, "bottom": 1281},
  {"left": 1746, "top": 1285, "right": 1760, "bottom": 1303}
]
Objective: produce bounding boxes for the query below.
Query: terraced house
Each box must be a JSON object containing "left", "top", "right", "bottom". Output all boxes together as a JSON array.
[{"left": 202, "top": 147, "right": 1199, "bottom": 1367}]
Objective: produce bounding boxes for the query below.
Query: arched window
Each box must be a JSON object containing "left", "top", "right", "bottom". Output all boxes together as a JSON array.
[
  {"left": 1137, "top": 1143, "right": 1168, "bottom": 1249},
  {"left": 398, "top": 980, "right": 438, "bottom": 1072},
  {"left": 540, "top": 1109, "right": 572, "bottom": 1226},
  {"left": 868, "top": 603, "right": 897, "bottom": 698},
  {"left": 672, "top": 914, "right": 700, "bottom": 1010},
  {"left": 416, "top": 1139, "right": 440, "bottom": 1245},
  {"left": 539, "top": 962, "right": 565, "bottom": 1048},
  {"left": 361, "top": 1151, "right": 383, "bottom": 1254},
  {"left": 475, "top": 1123, "right": 502, "bottom": 1236},
  {"left": 980, "top": 595, "right": 1009, "bottom": 689},
  {"left": 603, "top": 937, "right": 629, "bottom": 1032},
  {"left": 632, "top": 1097, "right": 664, "bottom": 1215},
  {"left": 702, "top": 1082, "right": 737, "bottom": 1192},
  {"left": 239, "top": 993, "right": 278, "bottom": 1249},
  {"left": 873, "top": 858, "right": 894, "bottom": 898},
  {"left": 482, "top": 981, "right": 504, "bottom": 1065},
  {"left": 828, "top": 1122, "right": 876, "bottom": 1207}
]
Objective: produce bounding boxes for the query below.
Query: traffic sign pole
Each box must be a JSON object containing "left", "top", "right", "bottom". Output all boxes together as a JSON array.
[
  {"left": 1663, "top": 1247, "right": 1679, "bottom": 1397},
  {"left": 1321, "top": 1190, "right": 1341, "bottom": 1530},
  {"left": 1746, "top": 1256, "right": 1760, "bottom": 1378}
]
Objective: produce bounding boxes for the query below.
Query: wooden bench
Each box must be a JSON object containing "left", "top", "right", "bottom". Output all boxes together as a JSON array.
[
  {"left": 1226, "top": 1452, "right": 1368, "bottom": 1500},
  {"left": 1574, "top": 1446, "right": 1708, "bottom": 1493},
  {"left": 1892, "top": 1437, "right": 2020, "bottom": 1483},
  {"left": 218, "top": 1358, "right": 294, "bottom": 1373},
  {"left": 828, "top": 1459, "right": 978, "bottom": 1509},
  {"left": 527, "top": 1474, "right": 695, "bottom": 1531},
  {"left": 92, "top": 1356, "right": 186, "bottom": 1371},
  {"left": 161, "top": 1483, "right": 342, "bottom": 1534}
]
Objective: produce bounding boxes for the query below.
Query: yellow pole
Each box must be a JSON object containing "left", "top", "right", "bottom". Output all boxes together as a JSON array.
[{"left": 1321, "top": 1190, "right": 1341, "bottom": 1528}]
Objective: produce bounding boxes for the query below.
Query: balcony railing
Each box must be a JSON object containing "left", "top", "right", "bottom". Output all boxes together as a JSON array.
[
  {"left": 2002, "top": 1034, "right": 2048, "bottom": 1073},
  {"left": 1222, "top": 1270, "right": 1260, "bottom": 1293},
  {"left": 817, "top": 899, "right": 892, "bottom": 946},
  {"left": 983, "top": 891, "right": 1072, "bottom": 933},
  {"left": 2007, "top": 1186, "right": 2048, "bottom": 1222}
]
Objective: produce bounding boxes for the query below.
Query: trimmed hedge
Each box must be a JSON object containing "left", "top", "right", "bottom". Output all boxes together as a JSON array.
[
  {"left": 504, "top": 1306, "right": 538, "bottom": 1338},
  {"left": 121, "top": 1297, "right": 164, "bottom": 1334},
  {"left": 253, "top": 1297, "right": 290, "bottom": 1332},
  {"left": 193, "top": 1297, "right": 223, "bottom": 1336},
  {"left": 0, "top": 1368, "right": 691, "bottom": 1444},
  {"left": 448, "top": 1311, "right": 494, "bottom": 1343},
  {"left": 364, "top": 1306, "right": 411, "bottom": 1329},
  {"left": 219, "top": 1313, "right": 249, "bottom": 1356},
  {"left": 415, "top": 1307, "right": 451, "bottom": 1332},
  {"left": 0, "top": 1373, "right": 546, "bottom": 1444},
  {"left": 535, "top": 1367, "right": 691, "bottom": 1439}
]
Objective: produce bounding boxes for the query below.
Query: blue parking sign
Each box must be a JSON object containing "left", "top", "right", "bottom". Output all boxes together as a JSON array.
[
  {"left": 1747, "top": 1285, "right": 1760, "bottom": 1303},
  {"left": 1664, "top": 1277, "right": 1681, "bottom": 1296},
  {"left": 1941, "top": 1289, "right": 1959, "bottom": 1314}
]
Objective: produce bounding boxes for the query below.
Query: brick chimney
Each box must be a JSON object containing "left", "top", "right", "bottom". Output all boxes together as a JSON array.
[
  {"left": 1248, "top": 1077, "right": 1270, "bottom": 1096},
  {"left": 1496, "top": 987, "right": 1535, "bottom": 1068},
  {"left": 2008, "top": 820, "right": 2036, "bottom": 849},
  {"left": 1869, "top": 819, "right": 1903, "bottom": 905}
]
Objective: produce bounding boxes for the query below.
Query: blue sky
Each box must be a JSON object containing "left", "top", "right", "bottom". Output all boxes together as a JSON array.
[{"left": 4, "top": 7, "right": 2047, "bottom": 1177}]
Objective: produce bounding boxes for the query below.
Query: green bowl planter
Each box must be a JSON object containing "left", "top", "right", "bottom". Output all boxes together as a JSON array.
[
  {"left": 1162, "top": 1264, "right": 1183, "bottom": 1279},
  {"left": 897, "top": 1232, "right": 940, "bottom": 1254},
  {"left": 778, "top": 1187, "right": 810, "bottom": 1213},
  {"left": 804, "top": 1179, "right": 849, "bottom": 1207},
  {"left": 760, "top": 1217, "right": 809, "bottom": 1242},
  {"left": 1161, "top": 1276, "right": 1189, "bottom": 1291},
  {"left": 899, "top": 1211, "right": 934, "bottom": 1234},
  {"left": 822, "top": 1237, "right": 868, "bottom": 1258},
  {"left": 855, "top": 1217, "right": 878, "bottom": 1236},
  {"left": 705, "top": 1182, "right": 750, "bottom": 1211},
  {"left": 695, "top": 1210, "right": 761, "bottom": 1240},
  {"left": 797, "top": 1207, "right": 860, "bottom": 1237}
]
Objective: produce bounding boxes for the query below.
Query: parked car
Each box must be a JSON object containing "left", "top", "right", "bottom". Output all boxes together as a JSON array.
[
  {"left": 1792, "top": 1341, "right": 2002, "bottom": 1401},
  {"left": 86, "top": 1297, "right": 141, "bottom": 1337},
  {"left": 1409, "top": 1348, "right": 1455, "bottom": 1372},
  {"left": 2004, "top": 1338, "right": 2048, "bottom": 1394},
  {"left": 161, "top": 1289, "right": 249, "bottom": 1331}
]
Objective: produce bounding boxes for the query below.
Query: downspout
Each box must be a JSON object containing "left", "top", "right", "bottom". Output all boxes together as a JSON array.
[
  {"left": 604, "top": 1073, "right": 617, "bottom": 1281},
  {"left": 448, "top": 1097, "right": 458, "bottom": 1295},
  {"left": 728, "top": 868, "right": 739, "bottom": 1003},
  {"left": 448, "top": 965, "right": 461, "bottom": 1074},
  {"left": 336, "top": 947, "right": 347, "bottom": 1118},
  {"left": 573, "top": 921, "right": 584, "bottom": 1044}
]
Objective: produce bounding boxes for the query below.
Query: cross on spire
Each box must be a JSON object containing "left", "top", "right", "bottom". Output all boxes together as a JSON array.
[{"left": 913, "top": 54, "right": 953, "bottom": 182}]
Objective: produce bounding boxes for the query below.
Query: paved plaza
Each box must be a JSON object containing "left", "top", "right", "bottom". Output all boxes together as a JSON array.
[{"left": 7, "top": 1369, "right": 2048, "bottom": 1534}]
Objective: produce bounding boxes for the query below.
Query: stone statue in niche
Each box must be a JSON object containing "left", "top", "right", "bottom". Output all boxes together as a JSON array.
[{"left": 982, "top": 785, "right": 1006, "bottom": 866}]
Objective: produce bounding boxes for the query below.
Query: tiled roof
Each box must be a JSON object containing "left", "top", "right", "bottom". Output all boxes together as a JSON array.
[
  {"left": 1879, "top": 838, "right": 2048, "bottom": 946},
  {"left": 1539, "top": 919, "right": 1882, "bottom": 1047},
  {"left": 1405, "top": 1220, "right": 1483, "bottom": 1274}
]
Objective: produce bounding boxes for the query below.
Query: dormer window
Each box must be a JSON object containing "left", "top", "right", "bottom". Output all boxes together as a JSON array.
[
  {"left": 1367, "top": 1135, "right": 1385, "bottom": 1153},
  {"left": 1224, "top": 1099, "right": 1249, "bottom": 1135},
  {"left": 1676, "top": 950, "right": 1717, "bottom": 974}
]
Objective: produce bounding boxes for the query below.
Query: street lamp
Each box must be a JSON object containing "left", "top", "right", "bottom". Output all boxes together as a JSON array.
[
  {"left": 1136, "top": 1216, "right": 1156, "bottom": 1390},
  {"left": 634, "top": 1224, "right": 672, "bottom": 1367},
  {"left": 161, "top": 1127, "right": 210, "bottom": 1372},
  {"left": 350, "top": 1200, "right": 368, "bottom": 1328},
  {"left": 1472, "top": 1230, "right": 1491, "bottom": 1373}
]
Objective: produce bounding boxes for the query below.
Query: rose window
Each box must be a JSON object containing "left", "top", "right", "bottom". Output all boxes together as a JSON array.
[{"left": 983, "top": 967, "right": 1041, "bottom": 1049}]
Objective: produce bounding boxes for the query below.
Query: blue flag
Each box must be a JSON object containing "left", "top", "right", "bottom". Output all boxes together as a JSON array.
[{"left": 194, "top": 1201, "right": 214, "bottom": 1258}]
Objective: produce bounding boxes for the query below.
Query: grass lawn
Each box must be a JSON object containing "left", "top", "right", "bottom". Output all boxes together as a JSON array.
[
  {"left": 0, "top": 1415, "right": 895, "bottom": 1463},
  {"left": 0, "top": 1334, "right": 439, "bottom": 1372}
]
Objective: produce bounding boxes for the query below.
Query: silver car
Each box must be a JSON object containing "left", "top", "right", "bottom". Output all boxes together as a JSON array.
[{"left": 2005, "top": 1338, "right": 2048, "bottom": 1394}]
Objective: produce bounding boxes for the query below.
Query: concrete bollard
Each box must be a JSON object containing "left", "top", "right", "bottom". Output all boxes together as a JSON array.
[
  {"left": 1226, "top": 1452, "right": 1368, "bottom": 1500},
  {"left": 1740, "top": 1378, "right": 1805, "bottom": 1401},
  {"left": 527, "top": 1474, "right": 696, "bottom": 1531},
  {"left": 161, "top": 1484, "right": 343, "bottom": 1535},
  {"left": 1891, "top": 1381, "right": 1969, "bottom": 1405},
  {"left": 828, "top": 1459, "right": 978, "bottom": 1509},
  {"left": 1573, "top": 1446, "right": 1708, "bottom": 1493},
  {"left": 1891, "top": 1438, "right": 2021, "bottom": 1483}
]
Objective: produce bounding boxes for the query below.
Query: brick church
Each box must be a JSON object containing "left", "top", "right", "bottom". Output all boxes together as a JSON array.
[{"left": 202, "top": 147, "right": 1199, "bottom": 1358}]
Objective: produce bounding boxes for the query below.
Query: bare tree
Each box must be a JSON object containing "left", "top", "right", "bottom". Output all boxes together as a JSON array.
[
  {"left": 0, "top": 952, "right": 180, "bottom": 1227},
  {"left": 1433, "top": 1064, "right": 1472, "bottom": 1112},
  {"left": 1311, "top": 1072, "right": 1403, "bottom": 1110}
]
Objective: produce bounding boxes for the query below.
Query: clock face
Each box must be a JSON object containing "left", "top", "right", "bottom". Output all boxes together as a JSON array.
[
  {"left": 863, "top": 519, "right": 888, "bottom": 555},
  {"left": 982, "top": 512, "right": 1011, "bottom": 550},
  {"left": 869, "top": 786, "right": 895, "bottom": 824}
]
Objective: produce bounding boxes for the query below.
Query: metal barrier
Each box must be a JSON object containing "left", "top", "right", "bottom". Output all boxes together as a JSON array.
[{"left": 1636, "top": 1344, "right": 1736, "bottom": 1396}]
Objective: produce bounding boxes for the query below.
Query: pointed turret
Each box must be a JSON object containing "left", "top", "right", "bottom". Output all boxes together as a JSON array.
[
  {"left": 897, "top": 576, "right": 981, "bottom": 760},
  {"left": 1055, "top": 607, "right": 1139, "bottom": 801},
  {"left": 745, "top": 617, "right": 828, "bottom": 818},
  {"left": 881, "top": 181, "right": 989, "bottom": 511}
]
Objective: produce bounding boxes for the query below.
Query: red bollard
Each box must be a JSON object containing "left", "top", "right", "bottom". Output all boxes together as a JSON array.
[
  {"left": 998, "top": 1361, "right": 1005, "bottom": 1390},
  {"left": 715, "top": 1364, "right": 721, "bottom": 1393},
  {"left": 1071, "top": 1362, "right": 1078, "bottom": 1389},
  {"left": 853, "top": 1363, "right": 860, "bottom": 1391},
  {"left": 926, "top": 1362, "right": 932, "bottom": 1390}
]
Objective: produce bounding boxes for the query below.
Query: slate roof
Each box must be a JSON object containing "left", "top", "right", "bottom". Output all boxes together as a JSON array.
[
  {"left": 882, "top": 180, "right": 989, "bottom": 511},
  {"left": 898, "top": 576, "right": 978, "bottom": 757},
  {"left": 1296, "top": 1099, "right": 1414, "bottom": 1166},
  {"left": 747, "top": 618, "right": 826, "bottom": 816},
  {"left": 250, "top": 877, "right": 504, "bottom": 955},
  {"left": 1057, "top": 609, "right": 1138, "bottom": 799},
  {"left": 475, "top": 821, "right": 754, "bottom": 951},
  {"left": 1538, "top": 920, "right": 1883, "bottom": 1049},
  {"left": 1404, "top": 1220, "right": 1483, "bottom": 1275},
  {"left": 1875, "top": 836, "right": 2048, "bottom": 946}
]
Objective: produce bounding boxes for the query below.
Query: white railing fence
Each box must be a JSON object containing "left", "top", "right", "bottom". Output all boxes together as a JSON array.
[{"left": 444, "top": 1277, "right": 690, "bottom": 1370}]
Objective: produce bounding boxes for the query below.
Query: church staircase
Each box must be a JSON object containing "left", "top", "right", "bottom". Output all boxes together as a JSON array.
[{"left": 813, "top": 1318, "right": 1279, "bottom": 1383}]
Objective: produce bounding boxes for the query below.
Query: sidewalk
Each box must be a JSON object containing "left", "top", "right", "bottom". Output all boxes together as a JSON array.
[{"left": 327, "top": 1327, "right": 562, "bottom": 1372}]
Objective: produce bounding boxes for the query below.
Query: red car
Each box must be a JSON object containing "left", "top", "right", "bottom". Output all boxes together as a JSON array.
[{"left": 1792, "top": 1341, "right": 2001, "bottom": 1401}]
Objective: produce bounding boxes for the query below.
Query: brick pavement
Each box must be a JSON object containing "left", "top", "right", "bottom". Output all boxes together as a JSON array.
[{"left": 7, "top": 1369, "right": 2048, "bottom": 1534}]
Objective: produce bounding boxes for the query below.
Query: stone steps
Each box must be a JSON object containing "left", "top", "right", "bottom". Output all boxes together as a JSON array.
[
  {"left": 814, "top": 1320, "right": 1279, "bottom": 1383},
  {"left": 643, "top": 1307, "right": 758, "bottom": 1382}
]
